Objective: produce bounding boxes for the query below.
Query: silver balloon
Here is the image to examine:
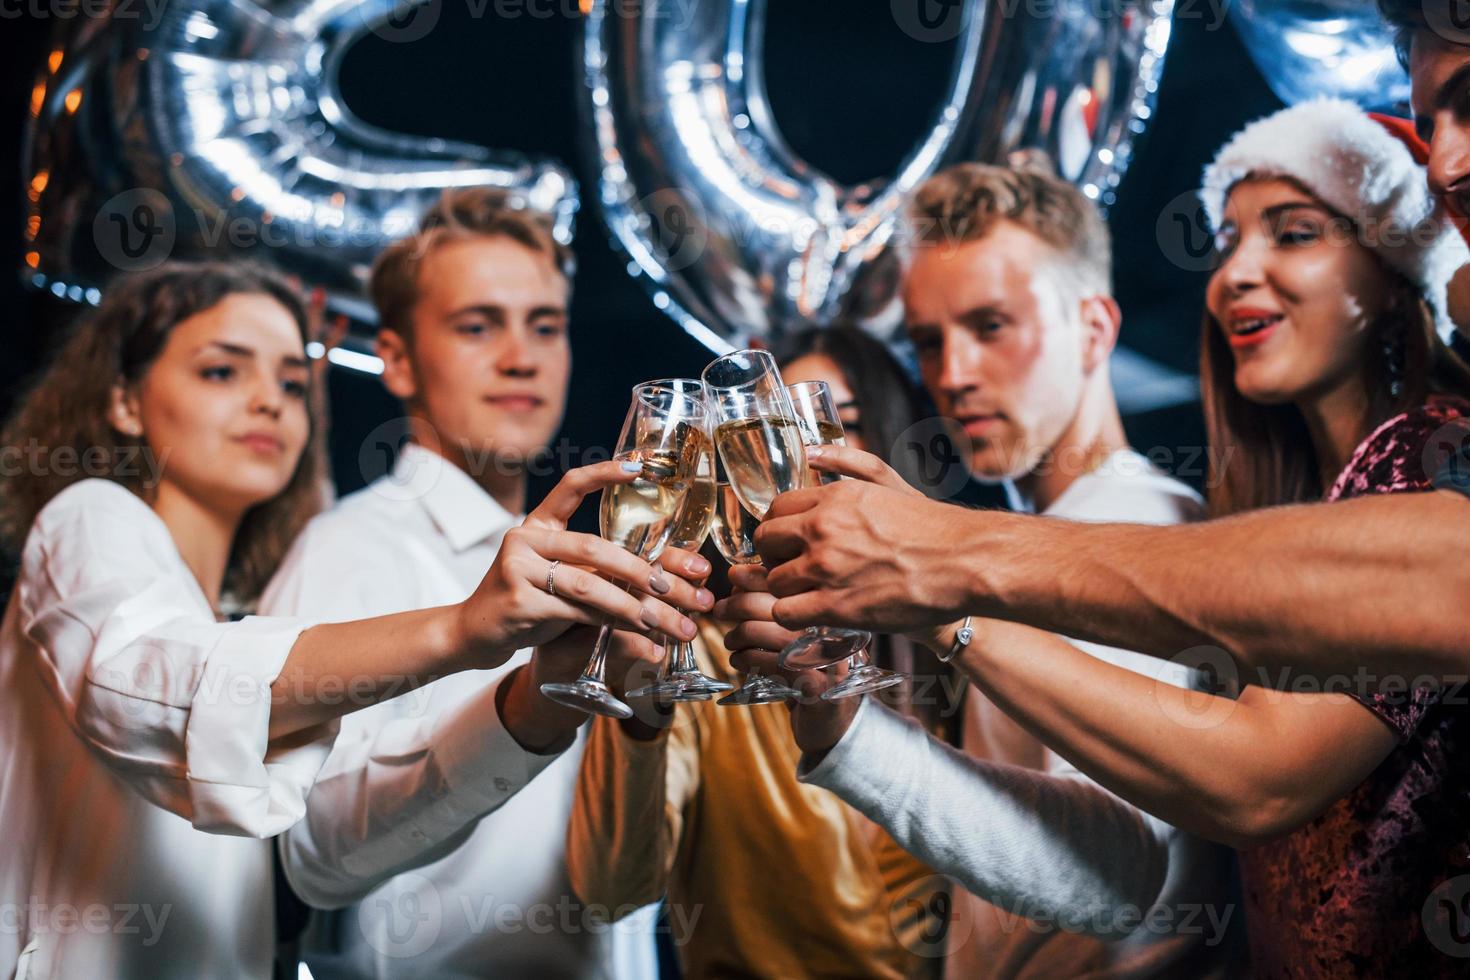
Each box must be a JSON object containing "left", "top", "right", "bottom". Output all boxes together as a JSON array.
[
  {"left": 22, "top": 0, "right": 578, "bottom": 326},
  {"left": 1228, "top": 0, "right": 1409, "bottom": 111},
  {"left": 583, "top": 0, "right": 1175, "bottom": 352}
]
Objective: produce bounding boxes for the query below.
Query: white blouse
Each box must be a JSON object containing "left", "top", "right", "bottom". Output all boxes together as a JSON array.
[{"left": 0, "top": 480, "right": 333, "bottom": 979}]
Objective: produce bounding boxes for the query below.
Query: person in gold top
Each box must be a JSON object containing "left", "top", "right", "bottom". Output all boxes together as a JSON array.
[{"left": 566, "top": 326, "right": 959, "bottom": 979}]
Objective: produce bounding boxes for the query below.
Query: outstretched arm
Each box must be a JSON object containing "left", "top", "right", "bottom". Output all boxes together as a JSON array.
[
  {"left": 758, "top": 447, "right": 1470, "bottom": 684},
  {"left": 724, "top": 569, "right": 1399, "bottom": 851}
]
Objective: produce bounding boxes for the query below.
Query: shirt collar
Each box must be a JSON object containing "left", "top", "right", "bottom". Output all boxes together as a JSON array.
[
  {"left": 394, "top": 443, "right": 520, "bottom": 552},
  {"left": 1006, "top": 449, "right": 1137, "bottom": 517}
]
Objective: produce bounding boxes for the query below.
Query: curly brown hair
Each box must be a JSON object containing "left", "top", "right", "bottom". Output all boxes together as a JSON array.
[{"left": 0, "top": 261, "right": 325, "bottom": 602}]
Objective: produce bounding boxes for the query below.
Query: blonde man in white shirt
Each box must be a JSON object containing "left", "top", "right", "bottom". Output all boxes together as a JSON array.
[
  {"left": 0, "top": 261, "right": 701, "bottom": 980},
  {"left": 264, "top": 188, "right": 709, "bottom": 978},
  {"left": 720, "top": 162, "right": 1243, "bottom": 978}
]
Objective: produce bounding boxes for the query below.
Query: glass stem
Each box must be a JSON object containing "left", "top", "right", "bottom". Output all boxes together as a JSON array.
[
  {"left": 671, "top": 639, "right": 697, "bottom": 674},
  {"left": 580, "top": 581, "right": 637, "bottom": 686},
  {"left": 579, "top": 622, "right": 616, "bottom": 685},
  {"left": 655, "top": 637, "right": 678, "bottom": 679}
]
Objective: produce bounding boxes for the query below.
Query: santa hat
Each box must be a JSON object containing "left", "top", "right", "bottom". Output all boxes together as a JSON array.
[{"left": 1200, "top": 97, "right": 1467, "bottom": 343}]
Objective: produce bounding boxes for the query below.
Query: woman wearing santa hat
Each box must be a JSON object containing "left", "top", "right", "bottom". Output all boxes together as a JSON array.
[{"left": 764, "top": 97, "right": 1470, "bottom": 976}]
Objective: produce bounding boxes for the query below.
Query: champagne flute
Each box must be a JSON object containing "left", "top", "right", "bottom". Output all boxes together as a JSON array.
[
  {"left": 626, "top": 381, "right": 732, "bottom": 702},
  {"left": 702, "top": 349, "right": 804, "bottom": 706},
  {"left": 778, "top": 380, "right": 879, "bottom": 671},
  {"left": 708, "top": 481, "right": 798, "bottom": 704},
  {"left": 782, "top": 381, "right": 903, "bottom": 701},
  {"left": 540, "top": 382, "right": 701, "bottom": 719}
]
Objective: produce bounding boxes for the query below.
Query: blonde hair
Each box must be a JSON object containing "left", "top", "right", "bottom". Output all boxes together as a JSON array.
[
  {"left": 370, "top": 187, "right": 574, "bottom": 339},
  {"left": 906, "top": 159, "right": 1112, "bottom": 297}
]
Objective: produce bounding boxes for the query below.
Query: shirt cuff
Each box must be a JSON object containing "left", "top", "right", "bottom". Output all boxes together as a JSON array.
[
  {"left": 183, "top": 615, "right": 326, "bottom": 837},
  {"left": 796, "top": 696, "right": 923, "bottom": 804},
  {"left": 429, "top": 670, "right": 565, "bottom": 822}
]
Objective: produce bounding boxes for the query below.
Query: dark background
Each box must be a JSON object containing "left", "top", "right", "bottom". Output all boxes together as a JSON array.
[{"left": 0, "top": 2, "right": 1284, "bottom": 520}]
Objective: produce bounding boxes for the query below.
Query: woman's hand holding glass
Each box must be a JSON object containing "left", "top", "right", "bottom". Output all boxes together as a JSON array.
[
  {"left": 626, "top": 383, "right": 733, "bottom": 702},
  {"left": 456, "top": 459, "right": 709, "bottom": 670},
  {"left": 539, "top": 382, "right": 709, "bottom": 719}
]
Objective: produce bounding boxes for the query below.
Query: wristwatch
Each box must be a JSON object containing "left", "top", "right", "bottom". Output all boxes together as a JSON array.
[{"left": 939, "top": 616, "right": 974, "bottom": 663}]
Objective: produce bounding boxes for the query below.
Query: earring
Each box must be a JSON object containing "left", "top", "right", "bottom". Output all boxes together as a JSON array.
[{"left": 1383, "top": 324, "right": 1405, "bottom": 400}]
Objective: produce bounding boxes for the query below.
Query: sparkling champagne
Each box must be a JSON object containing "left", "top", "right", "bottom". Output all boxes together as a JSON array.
[
  {"left": 714, "top": 417, "right": 810, "bottom": 520},
  {"left": 600, "top": 451, "right": 689, "bottom": 559},
  {"left": 809, "top": 420, "right": 846, "bottom": 486},
  {"left": 669, "top": 476, "right": 717, "bottom": 550},
  {"left": 709, "top": 482, "right": 761, "bottom": 565}
]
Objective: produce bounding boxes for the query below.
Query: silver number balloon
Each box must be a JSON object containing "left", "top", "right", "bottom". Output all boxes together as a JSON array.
[
  {"left": 23, "top": 0, "right": 578, "bottom": 323},
  {"left": 583, "top": 0, "right": 1175, "bottom": 351},
  {"left": 1228, "top": 0, "right": 1409, "bottom": 112}
]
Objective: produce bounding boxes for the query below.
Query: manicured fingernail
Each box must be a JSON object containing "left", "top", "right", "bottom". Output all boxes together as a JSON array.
[
  {"left": 696, "top": 589, "right": 714, "bottom": 609},
  {"left": 681, "top": 617, "right": 697, "bottom": 639},
  {"left": 806, "top": 446, "right": 825, "bottom": 459},
  {"left": 686, "top": 555, "right": 711, "bottom": 574},
  {"left": 620, "top": 461, "right": 643, "bottom": 473},
  {"left": 640, "top": 604, "right": 661, "bottom": 629},
  {"left": 649, "top": 563, "right": 671, "bottom": 594}
]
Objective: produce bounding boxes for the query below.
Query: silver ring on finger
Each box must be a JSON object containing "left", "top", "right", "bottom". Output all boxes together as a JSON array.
[{"left": 545, "top": 560, "right": 561, "bottom": 597}]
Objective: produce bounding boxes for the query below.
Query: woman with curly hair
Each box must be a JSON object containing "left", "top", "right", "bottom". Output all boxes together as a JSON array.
[{"left": 0, "top": 261, "right": 702, "bottom": 978}]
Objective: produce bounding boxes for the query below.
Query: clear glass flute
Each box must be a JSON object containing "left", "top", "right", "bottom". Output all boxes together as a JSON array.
[
  {"left": 708, "top": 481, "right": 797, "bottom": 705},
  {"left": 701, "top": 349, "right": 805, "bottom": 706},
  {"left": 540, "top": 382, "right": 702, "bottom": 719},
  {"left": 778, "top": 380, "right": 879, "bottom": 671},
  {"left": 781, "top": 381, "right": 903, "bottom": 700},
  {"left": 626, "top": 380, "right": 732, "bottom": 702}
]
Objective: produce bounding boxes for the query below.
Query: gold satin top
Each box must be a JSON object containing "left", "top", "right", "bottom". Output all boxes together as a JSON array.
[{"left": 566, "top": 622, "right": 943, "bottom": 979}]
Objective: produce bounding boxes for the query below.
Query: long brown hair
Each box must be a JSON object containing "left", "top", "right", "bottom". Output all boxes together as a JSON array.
[
  {"left": 1202, "top": 252, "right": 1470, "bottom": 516},
  {"left": 0, "top": 262, "right": 325, "bottom": 602}
]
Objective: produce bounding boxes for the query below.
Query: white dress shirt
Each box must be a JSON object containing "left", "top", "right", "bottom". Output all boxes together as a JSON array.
[
  {"left": 264, "top": 444, "right": 656, "bottom": 979},
  {"left": 802, "top": 451, "right": 1242, "bottom": 979},
  {"left": 0, "top": 480, "right": 331, "bottom": 979}
]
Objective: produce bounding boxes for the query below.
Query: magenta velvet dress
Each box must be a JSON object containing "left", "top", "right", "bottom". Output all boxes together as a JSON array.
[{"left": 1239, "top": 396, "right": 1470, "bottom": 977}]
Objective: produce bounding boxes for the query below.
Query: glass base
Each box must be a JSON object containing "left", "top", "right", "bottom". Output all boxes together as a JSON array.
[
  {"left": 671, "top": 670, "right": 734, "bottom": 695},
  {"left": 625, "top": 672, "right": 727, "bottom": 702},
  {"left": 780, "top": 627, "right": 872, "bottom": 671},
  {"left": 540, "top": 679, "right": 634, "bottom": 719},
  {"left": 718, "top": 674, "right": 798, "bottom": 706},
  {"left": 821, "top": 665, "right": 905, "bottom": 701}
]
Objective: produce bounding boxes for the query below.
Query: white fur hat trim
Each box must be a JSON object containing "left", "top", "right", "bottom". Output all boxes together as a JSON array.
[{"left": 1200, "top": 97, "right": 1466, "bottom": 343}]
